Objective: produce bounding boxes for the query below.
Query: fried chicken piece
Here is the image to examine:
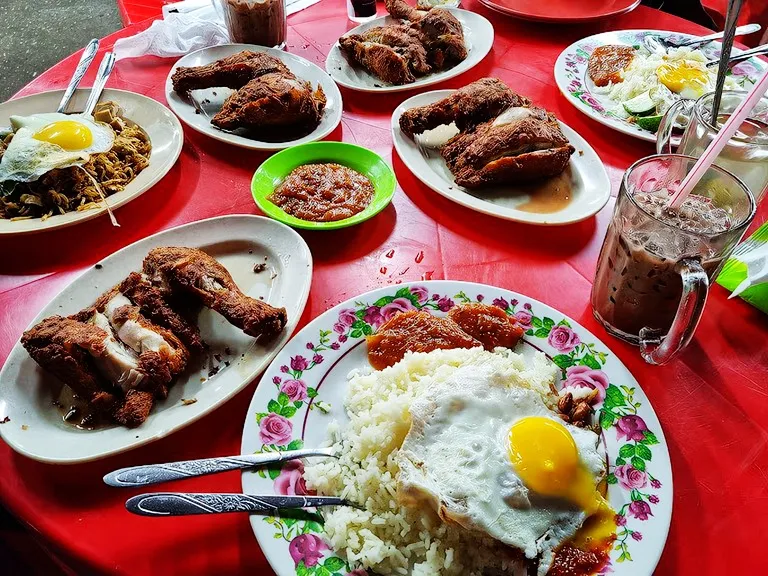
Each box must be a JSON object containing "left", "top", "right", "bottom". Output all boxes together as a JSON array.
[
  {"left": 171, "top": 50, "right": 289, "bottom": 94},
  {"left": 143, "top": 247, "right": 288, "bottom": 341},
  {"left": 114, "top": 390, "right": 155, "bottom": 428},
  {"left": 441, "top": 105, "right": 575, "bottom": 188},
  {"left": 367, "top": 310, "right": 481, "bottom": 370},
  {"left": 385, "top": 0, "right": 423, "bottom": 20},
  {"left": 447, "top": 303, "right": 524, "bottom": 351},
  {"left": 211, "top": 72, "right": 326, "bottom": 133},
  {"left": 21, "top": 316, "right": 116, "bottom": 412},
  {"left": 90, "top": 288, "right": 189, "bottom": 394},
  {"left": 339, "top": 25, "right": 430, "bottom": 85},
  {"left": 399, "top": 78, "right": 527, "bottom": 137},
  {"left": 384, "top": 0, "right": 466, "bottom": 69},
  {"left": 119, "top": 272, "right": 205, "bottom": 354}
]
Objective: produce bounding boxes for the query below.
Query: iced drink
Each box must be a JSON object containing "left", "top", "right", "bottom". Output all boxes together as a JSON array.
[
  {"left": 592, "top": 191, "right": 731, "bottom": 339},
  {"left": 592, "top": 155, "right": 755, "bottom": 364}
]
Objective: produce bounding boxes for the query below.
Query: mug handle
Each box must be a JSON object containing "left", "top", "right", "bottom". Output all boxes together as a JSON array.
[
  {"left": 639, "top": 258, "right": 709, "bottom": 365},
  {"left": 655, "top": 100, "right": 692, "bottom": 155}
]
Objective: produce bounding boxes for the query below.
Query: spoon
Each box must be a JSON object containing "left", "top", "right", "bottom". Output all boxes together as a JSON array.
[
  {"left": 82, "top": 52, "right": 116, "bottom": 117},
  {"left": 0, "top": 40, "right": 100, "bottom": 136},
  {"left": 643, "top": 23, "right": 760, "bottom": 54},
  {"left": 706, "top": 43, "right": 768, "bottom": 67},
  {"left": 125, "top": 493, "right": 358, "bottom": 517},
  {"left": 56, "top": 38, "right": 100, "bottom": 113},
  {"left": 710, "top": 0, "right": 744, "bottom": 121}
]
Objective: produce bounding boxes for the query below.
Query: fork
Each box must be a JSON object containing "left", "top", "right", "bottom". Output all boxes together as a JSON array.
[
  {"left": 104, "top": 447, "right": 337, "bottom": 488},
  {"left": 643, "top": 24, "right": 760, "bottom": 54}
]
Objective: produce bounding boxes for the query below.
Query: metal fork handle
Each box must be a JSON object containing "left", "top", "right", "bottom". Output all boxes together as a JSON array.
[
  {"left": 680, "top": 24, "right": 761, "bottom": 49},
  {"left": 707, "top": 43, "right": 768, "bottom": 67},
  {"left": 83, "top": 52, "right": 116, "bottom": 117},
  {"left": 56, "top": 39, "right": 99, "bottom": 113},
  {"left": 104, "top": 447, "right": 336, "bottom": 487},
  {"left": 126, "top": 493, "right": 350, "bottom": 517}
]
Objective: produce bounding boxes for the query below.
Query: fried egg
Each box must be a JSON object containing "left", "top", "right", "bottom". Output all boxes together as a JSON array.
[
  {"left": 397, "top": 362, "right": 615, "bottom": 575},
  {"left": 656, "top": 60, "right": 710, "bottom": 100},
  {"left": 0, "top": 112, "right": 115, "bottom": 182}
]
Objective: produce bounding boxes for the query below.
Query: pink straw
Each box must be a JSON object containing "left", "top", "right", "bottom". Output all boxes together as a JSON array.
[{"left": 668, "top": 67, "right": 768, "bottom": 209}]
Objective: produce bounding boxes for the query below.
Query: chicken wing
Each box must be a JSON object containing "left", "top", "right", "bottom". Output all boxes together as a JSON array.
[
  {"left": 143, "top": 247, "right": 288, "bottom": 341},
  {"left": 399, "top": 78, "right": 527, "bottom": 137},
  {"left": 339, "top": 25, "right": 430, "bottom": 85},
  {"left": 384, "top": 0, "right": 466, "bottom": 69},
  {"left": 21, "top": 316, "right": 117, "bottom": 413},
  {"left": 440, "top": 106, "right": 575, "bottom": 188},
  {"left": 211, "top": 72, "right": 327, "bottom": 134},
  {"left": 119, "top": 272, "right": 206, "bottom": 354},
  {"left": 171, "top": 50, "right": 289, "bottom": 94}
]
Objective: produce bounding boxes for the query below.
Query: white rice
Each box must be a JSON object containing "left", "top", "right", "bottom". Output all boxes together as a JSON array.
[{"left": 303, "top": 347, "right": 559, "bottom": 575}]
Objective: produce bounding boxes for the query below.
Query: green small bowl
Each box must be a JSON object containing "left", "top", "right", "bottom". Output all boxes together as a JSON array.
[{"left": 251, "top": 142, "right": 397, "bottom": 230}]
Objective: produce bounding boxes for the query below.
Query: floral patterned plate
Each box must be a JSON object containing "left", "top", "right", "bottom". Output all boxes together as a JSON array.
[
  {"left": 554, "top": 30, "right": 766, "bottom": 144},
  {"left": 241, "top": 281, "right": 672, "bottom": 576}
]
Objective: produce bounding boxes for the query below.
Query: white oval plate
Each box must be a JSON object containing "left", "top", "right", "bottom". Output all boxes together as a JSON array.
[
  {"left": 326, "top": 9, "right": 494, "bottom": 93},
  {"left": 392, "top": 90, "right": 611, "bottom": 225},
  {"left": 0, "top": 88, "right": 183, "bottom": 235},
  {"left": 241, "top": 281, "right": 673, "bottom": 576},
  {"left": 166, "top": 44, "right": 343, "bottom": 151},
  {"left": 0, "top": 215, "right": 312, "bottom": 464},
  {"left": 554, "top": 30, "right": 766, "bottom": 144}
]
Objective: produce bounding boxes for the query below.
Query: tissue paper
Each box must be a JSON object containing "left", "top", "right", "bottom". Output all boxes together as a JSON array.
[{"left": 113, "top": 12, "right": 229, "bottom": 60}]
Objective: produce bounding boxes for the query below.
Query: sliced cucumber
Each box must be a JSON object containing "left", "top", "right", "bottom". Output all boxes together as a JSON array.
[
  {"left": 623, "top": 91, "right": 657, "bottom": 116},
  {"left": 635, "top": 114, "right": 663, "bottom": 132}
]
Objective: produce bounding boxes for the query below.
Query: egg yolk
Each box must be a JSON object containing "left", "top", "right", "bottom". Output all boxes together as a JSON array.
[
  {"left": 508, "top": 417, "right": 616, "bottom": 547},
  {"left": 656, "top": 61, "right": 709, "bottom": 97},
  {"left": 33, "top": 120, "right": 93, "bottom": 151}
]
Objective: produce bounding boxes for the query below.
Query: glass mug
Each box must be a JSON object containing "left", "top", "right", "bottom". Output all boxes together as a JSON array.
[
  {"left": 591, "top": 155, "right": 755, "bottom": 365},
  {"left": 215, "top": 0, "right": 287, "bottom": 49},
  {"left": 657, "top": 90, "right": 768, "bottom": 203}
]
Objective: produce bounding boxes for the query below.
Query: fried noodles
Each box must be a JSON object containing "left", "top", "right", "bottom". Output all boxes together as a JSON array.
[{"left": 0, "top": 102, "right": 151, "bottom": 221}]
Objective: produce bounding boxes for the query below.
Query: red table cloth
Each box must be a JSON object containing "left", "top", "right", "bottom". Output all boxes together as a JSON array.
[{"left": 1, "top": 2, "right": 767, "bottom": 575}]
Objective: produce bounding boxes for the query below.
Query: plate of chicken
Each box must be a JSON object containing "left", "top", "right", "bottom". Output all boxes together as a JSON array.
[
  {"left": 0, "top": 215, "right": 312, "bottom": 463},
  {"left": 166, "top": 45, "right": 342, "bottom": 150},
  {"left": 391, "top": 78, "right": 611, "bottom": 225},
  {"left": 327, "top": 0, "right": 493, "bottom": 92}
]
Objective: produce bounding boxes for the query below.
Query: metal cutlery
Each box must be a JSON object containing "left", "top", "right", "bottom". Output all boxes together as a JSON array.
[
  {"left": 710, "top": 0, "right": 744, "bottom": 121},
  {"left": 126, "top": 493, "right": 356, "bottom": 517},
  {"left": 82, "top": 52, "right": 116, "bottom": 117},
  {"left": 0, "top": 39, "right": 101, "bottom": 134},
  {"left": 706, "top": 43, "right": 768, "bottom": 67},
  {"left": 104, "top": 447, "right": 336, "bottom": 487},
  {"left": 643, "top": 23, "right": 760, "bottom": 54},
  {"left": 56, "top": 38, "right": 99, "bottom": 113}
]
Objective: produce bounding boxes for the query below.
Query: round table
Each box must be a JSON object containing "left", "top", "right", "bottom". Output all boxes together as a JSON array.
[{"left": 1, "top": 2, "right": 767, "bottom": 574}]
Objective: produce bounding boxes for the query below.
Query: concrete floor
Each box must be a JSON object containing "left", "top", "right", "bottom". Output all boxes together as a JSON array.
[{"left": 0, "top": 0, "right": 122, "bottom": 101}]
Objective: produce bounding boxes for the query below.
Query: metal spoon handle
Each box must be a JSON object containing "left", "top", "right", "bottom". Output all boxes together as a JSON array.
[
  {"left": 126, "top": 493, "right": 349, "bottom": 517},
  {"left": 681, "top": 23, "right": 761, "bottom": 49},
  {"left": 56, "top": 39, "right": 100, "bottom": 113},
  {"left": 82, "top": 52, "right": 116, "bottom": 117},
  {"left": 711, "top": 0, "right": 744, "bottom": 122},
  {"left": 720, "top": 43, "right": 768, "bottom": 67},
  {"left": 104, "top": 447, "right": 336, "bottom": 487}
]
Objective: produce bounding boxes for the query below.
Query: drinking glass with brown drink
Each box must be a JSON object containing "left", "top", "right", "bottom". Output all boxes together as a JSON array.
[{"left": 592, "top": 154, "right": 755, "bottom": 364}]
